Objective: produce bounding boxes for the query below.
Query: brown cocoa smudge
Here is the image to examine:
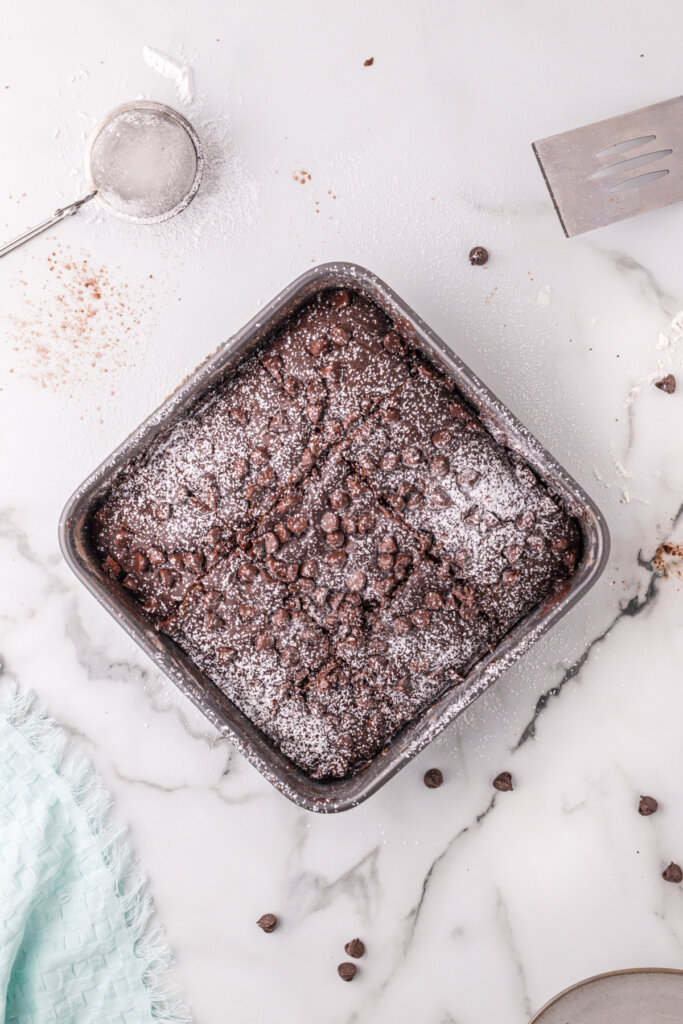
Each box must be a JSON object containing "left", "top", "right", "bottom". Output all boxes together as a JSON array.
[
  {"left": 6, "top": 241, "right": 155, "bottom": 393},
  {"left": 653, "top": 541, "right": 683, "bottom": 579}
]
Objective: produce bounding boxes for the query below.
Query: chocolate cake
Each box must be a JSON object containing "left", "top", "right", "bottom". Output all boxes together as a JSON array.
[{"left": 92, "top": 288, "right": 581, "bottom": 779}]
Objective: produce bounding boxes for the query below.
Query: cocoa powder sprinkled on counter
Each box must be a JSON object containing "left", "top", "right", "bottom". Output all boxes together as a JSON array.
[{"left": 6, "top": 241, "right": 155, "bottom": 392}]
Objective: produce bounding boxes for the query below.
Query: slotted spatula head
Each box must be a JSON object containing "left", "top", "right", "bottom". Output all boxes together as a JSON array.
[{"left": 533, "top": 96, "right": 683, "bottom": 236}]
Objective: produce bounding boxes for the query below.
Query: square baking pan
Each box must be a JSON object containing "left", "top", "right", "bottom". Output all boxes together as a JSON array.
[{"left": 59, "top": 263, "right": 610, "bottom": 812}]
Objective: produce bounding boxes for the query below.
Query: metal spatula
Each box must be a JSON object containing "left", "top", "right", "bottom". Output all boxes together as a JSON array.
[{"left": 533, "top": 95, "right": 683, "bottom": 236}]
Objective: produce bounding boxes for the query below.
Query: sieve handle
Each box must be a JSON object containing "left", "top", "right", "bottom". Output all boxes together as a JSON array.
[{"left": 0, "top": 192, "right": 97, "bottom": 260}]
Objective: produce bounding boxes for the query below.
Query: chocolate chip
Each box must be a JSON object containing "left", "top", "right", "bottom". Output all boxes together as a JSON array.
[
  {"left": 431, "top": 428, "right": 452, "bottom": 448},
  {"left": 255, "top": 632, "right": 275, "bottom": 651},
  {"left": 154, "top": 503, "right": 172, "bottom": 521},
  {"left": 563, "top": 551, "right": 577, "bottom": 568},
  {"left": 257, "top": 913, "right": 277, "bottom": 933},
  {"left": 329, "top": 489, "right": 350, "bottom": 510},
  {"left": 122, "top": 574, "right": 138, "bottom": 591},
  {"left": 287, "top": 515, "right": 308, "bottom": 536},
  {"left": 377, "top": 552, "right": 395, "bottom": 571},
  {"left": 271, "top": 610, "right": 289, "bottom": 631},
  {"left": 402, "top": 446, "right": 422, "bottom": 466},
  {"left": 159, "top": 568, "right": 176, "bottom": 588},
  {"left": 102, "top": 555, "right": 121, "bottom": 578},
  {"left": 424, "top": 768, "right": 443, "bottom": 789},
  {"left": 264, "top": 532, "right": 280, "bottom": 554},
  {"left": 502, "top": 568, "right": 520, "bottom": 585},
  {"left": 394, "top": 616, "right": 412, "bottom": 635},
  {"left": 274, "top": 520, "right": 290, "bottom": 544},
  {"left": 341, "top": 514, "right": 356, "bottom": 535},
  {"left": 326, "top": 530, "right": 346, "bottom": 549},
  {"left": 146, "top": 546, "right": 165, "bottom": 567},
  {"left": 346, "top": 571, "right": 365, "bottom": 591},
  {"left": 551, "top": 536, "right": 568, "bottom": 553},
  {"left": 205, "top": 611, "right": 224, "bottom": 631},
  {"left": 663, "top": 862, "right": 683, "bottom": 883},
  {"left": 493, "top": 771, "right": 513, "bottom": 792},
  {"left": 321, "top": 511, "right": 339, "bottom": 532},
  {"left": 639, "top": 795, "right": 659, "bottom": 816},
  {"left": 424, "top": 591, "right": 443, "bottom": 611},
  {"left": 218, "top": 646, "right": 235, "bottom": 664},
  {"left": 306, "top": 402, "right": 324, "bottom": 425},
  {"left": 326, "top": 549, "right": 347, "bottom": 567},
  {"left": 363, "top": 57, "right": 374, "bottom": 67},
  {"left": 410, "top": 609, "right": 429, "bottom": 628},
  {"left": 321, "top": 360, "right": 342, "bottom": 382},
  {"left": 655, "top": 374, "right": 676, "bottom": 394},
  {"left": 301, "top": 559, "right": 318, "bottom": 578},
  {"left": 330, "top": 290, "right": 350, "bottom": 308},
  {"left": 517, "top": 511, "right": 535, "bottom": 530},
  {"left": 344, "top": 937, "right": 365, "bottom": 959},
  {"left": 308, "top": 336, "right": 328, "bottom": 357},
  {"left": 114, "top": 530, "right": 132, "bottom": 547},
  {"left": 430, "top": 455, "right": 450, "bottom": 477},
  {"left": 457, "top": 469, "right": 480, "bottom": 488},
  {"left": 184, "top": 551, "right": 204, "bottom": 573},
  {"left": 382, "top": 332, "right": 403, "bottom": 354},
  {"left": 357, "top": 513, "right": 376, "bottom": 534},
  {"left": 157, "top": 613, "right": 178, "bottom": 634},
  {"left": 280, "top": 646, "right": 300, "bottom": 666},
  {"left": 379, "top": 535, "right": 398, "bottom": 554},
  {"left": 380, "top": 451, "right": 400, "bottom": 472},
  {"left": 238, "top": 562, "right": 258, "bottom": 583},
  {"left": 338, "top": 962, "right": 357, "bottom": 982},
  {"left": 330, "top": 325, "right": 351, "bottom": 345},
  {"left": 505, "top": 544, "right": 524, "bottom": 564},
  {"left": 143, "top": 597, "right": 160, "bottom": 615},
  {"left": 468, "top": 246, "right": 489, "bottom": 266}
]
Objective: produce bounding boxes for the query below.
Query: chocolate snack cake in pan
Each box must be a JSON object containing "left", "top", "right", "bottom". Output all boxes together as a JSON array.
[{"left": 61, "top": 264, "right": 608, "bottom": 810}]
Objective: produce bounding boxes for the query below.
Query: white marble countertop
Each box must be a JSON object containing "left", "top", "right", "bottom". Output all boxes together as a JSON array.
[{"left": 2, "top": 2, "right": 683, "bottom": 1021}]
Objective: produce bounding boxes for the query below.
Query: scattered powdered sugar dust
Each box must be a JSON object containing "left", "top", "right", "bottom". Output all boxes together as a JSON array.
[
  {"left": 5, "top": 241, "right": 158, "bottom": 393},
  {"left": 139, "top": 44, "right": 260, "bottom": 251}
]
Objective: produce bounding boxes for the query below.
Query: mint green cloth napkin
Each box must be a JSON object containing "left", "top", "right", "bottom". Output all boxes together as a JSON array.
[{"left": 0, "top": 690, "right": 190, "bottom": 1024}]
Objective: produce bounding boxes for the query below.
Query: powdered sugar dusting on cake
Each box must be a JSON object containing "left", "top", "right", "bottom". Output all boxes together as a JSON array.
[{"left": 92, "top": 288, "right": 580, "bottom": 779}]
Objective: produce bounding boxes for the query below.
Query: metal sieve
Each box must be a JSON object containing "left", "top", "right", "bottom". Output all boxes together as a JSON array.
[{"left": 0, "top": 101, "right": 203, "bottom": 259}]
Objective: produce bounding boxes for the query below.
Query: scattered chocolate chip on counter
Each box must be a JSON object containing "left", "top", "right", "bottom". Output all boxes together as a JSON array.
[
  {"left": 338, "top": 962, "right": 357, "bottom": 981},
  {"left": 468, "top": 246, "right": 489, "bottom": 266},
  {"left": 638, "top": 795, "right": 659, "bottom": 816},
  {"left": 662, "top": 862, "right": 683, "bottom": 884},
  {"left": 256, "top": 913, "right": 278, "bottom": 933},
  {"left": 363, "top": 57, "right": 374, "bottom": 67},
  {"left": 655, "top": 374, "right": 676, "bottom": 394},
  {"left": 344, "top": 937, "right": 365, "bottom": 959},
  {"left": 493, "top": 771, "right": 514, "bottom": 792},
  {"left": 423, "top": 768, "right": 444, "bottom": 789}
]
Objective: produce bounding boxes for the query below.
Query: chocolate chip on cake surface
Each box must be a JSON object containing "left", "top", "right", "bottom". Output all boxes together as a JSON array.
[
  {"left": 423, "top": 768, "right": 443, "bottom": 789},
  {"left": 655, "top": 374, "right": 676, "bottom": 393},
  {"left": 337, "top": 962, "right": 357, "bottom": 981},
  {"left": 493, "top": 771, "right": 514, "bottom": 792},
  {"left": 468, "top": 246, "right": 489, "bottom": 266},
  {"left": 662, "top": 862, "right": 683, "bottom": 883},
  {"left": 256, "top": 913, "right": 278, "bottom": 932},
  {"left": 638, "top": 795, "right": 659, "bottom": 816},
  {"left": 344, "top": 938, "right": 365, "bottom": 958}
]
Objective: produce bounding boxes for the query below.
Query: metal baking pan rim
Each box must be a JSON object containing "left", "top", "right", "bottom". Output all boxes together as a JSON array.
[{"left": 59, "top": 262, "right": 610, "bottom": 813}]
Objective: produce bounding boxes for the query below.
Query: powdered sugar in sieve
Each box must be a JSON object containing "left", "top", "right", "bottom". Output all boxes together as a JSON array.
[
  {"left": 85, "top": 101, "right": 203, "bottom": 223},
  {"left": 0, "top": 100, "right": 203, "bottom": 260}
]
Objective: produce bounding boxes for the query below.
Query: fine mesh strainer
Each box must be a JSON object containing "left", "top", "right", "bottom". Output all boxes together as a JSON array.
[{"left": 0, "top": 101, "right": 203, "bottom": 259}]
